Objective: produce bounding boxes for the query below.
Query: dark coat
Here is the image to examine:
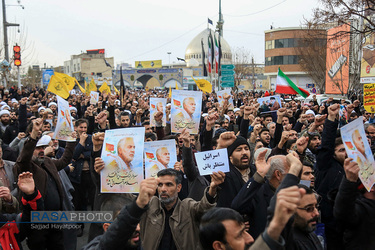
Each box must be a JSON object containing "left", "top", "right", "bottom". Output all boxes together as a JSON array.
[
  {"left": 315, "top": 119, "right": 344, "bottom": 230},
  {"left": 231, "top": 173, "right": 275, "bottom": 239},
  {"left": 267, "top": 174, "right": 323, "bottom": 250},
  {"left": 83, "top": 201, "right": 145, "bottom": 250},
  {"left": 69, "top": 135, "right": 93, "bottom": 184},
  {"left": 14, "top": 137, "right": 75, "bottom": 210},
  {"left": 334, "top": 178, "right": 375, "bottom": 250}
]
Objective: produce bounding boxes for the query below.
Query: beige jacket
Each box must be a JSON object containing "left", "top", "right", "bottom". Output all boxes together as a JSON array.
[{"left": 140, "top": 188, "right": 215, "bottom": 250}]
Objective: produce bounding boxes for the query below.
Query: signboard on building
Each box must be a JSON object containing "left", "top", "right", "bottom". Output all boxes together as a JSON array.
[
  {"left": 361, "top": 19, "right": 375, "bottom": 83},
  {"left": 135, "top": 60, "right": 162, "bottom": 69},
  {"left": 87, "top": 49, "right": 105, "bottom": 54},
  {"left": 325, "top": 24, "right": 350, "bottom": 94}
]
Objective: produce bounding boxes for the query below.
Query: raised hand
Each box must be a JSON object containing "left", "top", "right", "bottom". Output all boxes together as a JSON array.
[
  {"left": 328, "top": 104, "right": 340, "bottom": 121},
  {"left": 343, "top": 158, "right": 359, "bottom": 182},
  {"left": 286, "top": 151, "right": 302, "bottom": 176},
  {"left": 180, "top": 128, "right": 191, "bottom": 148},
  {"left": 92, "top": 132, "right": 105, "bottom": 151},
  {"left": 255, "top": 149, "right": 271, "bottom": 178},
  {"left": 94, "top": 157, "right": 105, "bottom": 174},
  {"left": 31, "top": 118, "right": 43, "bottom": 139},
  {"left": 18, "top": 172, "right": 35, "bottom": 195},
  {"left": 296, "top": 136, "right": 309, "bottom": 154},
  {"left": 136, "top": 178, "right": 158, "bottom": 208},
  {"left": 216, "top": 131, "right": 237, "bottom": 149}
]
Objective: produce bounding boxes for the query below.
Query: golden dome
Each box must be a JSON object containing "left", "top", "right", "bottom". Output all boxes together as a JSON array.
[{"left": 185, "top": 28, "right": 232, "bottom": 65}]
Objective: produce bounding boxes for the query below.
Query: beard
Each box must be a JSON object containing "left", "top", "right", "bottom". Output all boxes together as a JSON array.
[
  {"left": 294, "top": 214, "right": 319, "bottom": 233},
  {"left": 32, "top": 156, "right": 45, "bottom": 166},
  {"left": 125, "top": 229, "right": 140, "bottom": 249},
  {"left": 308, "top": 145, "right": 318, "bottom": 155},
  {"left": 231, "top": 155, "right": 250, "bottom": 170},
  {"left": 159, "top": 192, "right": 178, "bottom": 205}
]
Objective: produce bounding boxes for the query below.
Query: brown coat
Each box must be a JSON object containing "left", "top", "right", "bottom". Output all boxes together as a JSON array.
[
  {"left": 15, "top": 137, "right": 75, "bottom": 209},
  {"left": 140, "top": 188, "right": 215, "bottom": 250}
]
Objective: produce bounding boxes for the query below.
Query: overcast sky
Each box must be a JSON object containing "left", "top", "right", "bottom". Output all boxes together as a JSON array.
[{"left": 4, "top": 0, "right": 321, "bottom": 68}]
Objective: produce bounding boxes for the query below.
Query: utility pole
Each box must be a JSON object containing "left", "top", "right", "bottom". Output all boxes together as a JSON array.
[
  {"left": 216, "top": 0, "right": 224, "bottom": 90},
  {"left": 2, "top": 0, "right": 19, "bottom": 63},
  {"left": 252, "top": 56, "right": 255, "bottom": 90}
]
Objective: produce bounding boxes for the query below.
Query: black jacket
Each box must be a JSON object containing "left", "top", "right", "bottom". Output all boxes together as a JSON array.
[
  {"left": 334, "top": 178, "right": 375, "bottom": 250},
  {"left": 231, "top": 172, "right": 275, "bottom": 239},
  {"left": 83, "top": 200, "right": 145, "bottom": 250},
  {"left": 267, "top": 174, "right": 323, "bottom": 250},
  {"left": 315, "top": 119, "right": 344, "bottom": 229}
]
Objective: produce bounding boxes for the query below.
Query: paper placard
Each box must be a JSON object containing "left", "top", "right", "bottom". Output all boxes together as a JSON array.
[
  {"left": 144, "top": 139, "right": 177, "bottom": 178},
  {"left": 257, "top": 95, "right": 281, "bottom": 112},
  {"left": 150, "top": 98, "right": 166, "bottom": 127},
  {"left": 90, "top": 91, "right": 99, "bottom": 105},
  {"left": 341, "top": 117, "right": 375, "bottom": 191},
  {"left": 100, "top": 127, "right": 145, "bottom": 193},
  {"left": 171, "top": 90, "right": 202, "bottom": 134},
  {"left": 217, "top": 89, "right": 234, "bottom": 110},
  {"left": 194, "top": 148, "right": 230, "bottom": 176},
  {"left": 53, "top": 96, "right": 75, "bottom": 142}
]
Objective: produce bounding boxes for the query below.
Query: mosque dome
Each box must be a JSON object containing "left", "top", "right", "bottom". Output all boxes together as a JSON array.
[{"left": 185, "top": 28, "right": 232, "bottom": 65}]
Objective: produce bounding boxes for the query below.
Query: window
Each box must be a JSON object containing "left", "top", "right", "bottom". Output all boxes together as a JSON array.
[{"left": 265, "top": 55, "right": 299, "bottom": 66}]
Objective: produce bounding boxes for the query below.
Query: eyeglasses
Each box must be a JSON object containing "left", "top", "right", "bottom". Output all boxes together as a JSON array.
[{"left": 297, "top": 204, "right": 319, "bottom": 213}]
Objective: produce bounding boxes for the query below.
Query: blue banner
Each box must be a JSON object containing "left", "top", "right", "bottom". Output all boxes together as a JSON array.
[{"left": 42, "top": 69, "right": 54, "bottom": 87}]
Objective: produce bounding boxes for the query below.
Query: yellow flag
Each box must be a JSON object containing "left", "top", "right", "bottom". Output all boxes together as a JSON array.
[
  {"left": 47, "top": 75, "right": 70, "bottom": 99},
  {"left": 86, "top": 79, "right": 97, "bottom": 94},
  {"left": 192, "top": 76, "right": 212, "bottom": 93},
  {"left": 77, "top": 82, "right": 86, "bottom": 94},
  {"left": 99, "top": 82, "right": 111, "bottom": 94},
  {"left": 54, "top": 72, "right": 76, "bottom": 91},
  {"left": 114, "top": 85, "right": 120, "bottom": 95},
  {"left": 175, "top": 82, "right": 179, "bottom": 90},
  {"left": 168, "top": 86, "right": 172, "bottom": 98}
]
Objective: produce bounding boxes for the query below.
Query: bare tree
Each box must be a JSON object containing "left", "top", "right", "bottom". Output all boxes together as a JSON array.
[
  {"left": 295, "top": 29, "right": 327, "bottom": 93},
  {"left": 309, "top": 0, "right": 375, "bottom": 36},
  {"left": 232, "top": 47, "right": 252, "bottom": 89}
]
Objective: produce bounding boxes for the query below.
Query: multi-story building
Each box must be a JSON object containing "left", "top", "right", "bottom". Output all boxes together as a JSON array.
[
  {"left": 264, "top": 27, "right": 326, "bottom": 92},
  {"left": 64, "top": 49, "right": 114, "bottom": 83}
]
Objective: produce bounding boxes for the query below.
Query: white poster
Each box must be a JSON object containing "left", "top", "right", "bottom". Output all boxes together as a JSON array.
[
  {"left": 144, "top": 139, "right": 177, "bottom": 178},
  {"left": 194, "top": 148, "right": 230, "bottom": 176},
  {"left": 100, "top": 127, "right": 145, "bottom": 193},
  {"left": 53, "top": 96, "right": 75, "bottom": 142},
  {"left": 341, "top": 117, "right": 375, "bottom": 191},
  {"left": 171, "top": 90, "right": 202, "bottom": 134}
]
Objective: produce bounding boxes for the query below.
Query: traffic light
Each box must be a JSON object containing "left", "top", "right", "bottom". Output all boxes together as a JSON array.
[{"left": 13, "top": 45, "right": 21, "bottom": 66}]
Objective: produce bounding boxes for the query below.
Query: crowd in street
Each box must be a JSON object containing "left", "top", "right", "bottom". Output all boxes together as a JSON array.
[{"left": 0, "top": 84, "right": 372, "bottom": 250}]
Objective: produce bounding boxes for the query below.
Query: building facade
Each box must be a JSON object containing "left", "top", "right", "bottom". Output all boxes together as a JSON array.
[
  {"left": 64, "top": 49, "right": 114, "bottom": 83},
  {"left": 264, "top": 27, "right": 326, "bottom": 92}
]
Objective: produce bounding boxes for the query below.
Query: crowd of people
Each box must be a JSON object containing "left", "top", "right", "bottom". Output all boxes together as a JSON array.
[{"left": 0, "top": 84, "right": 373, "bottom": 250}]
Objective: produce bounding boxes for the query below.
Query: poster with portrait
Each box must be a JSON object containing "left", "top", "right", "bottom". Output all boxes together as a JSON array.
[
  {"left": 144, "top": 139, "right": 177, "bottom": 178},
  {"left": 90, "top": 91, "right": 99, "bottom": 105},
  {"left": 257, "top": 95, "right": 281, "bottom": 112},
  {"left": 217, "top": 89, "right": 234, "bottom": 110},
  {"left": 150, "top": 98, "right": 166, "bottom": 127},
  {"left": 341, "top": 117, "right": 375, "bottom": 191},
  {"left": 53, "top": 96, "right": 75, "bottom": 142},
  {"left": 171, "top": 90, "right": 202, "bottom": 134},
  {"left": 100, "top": 127, "right": 145, "bottom": 193},
  {"left": 194, "top": 148, "right": 230, "bottom": 176}
]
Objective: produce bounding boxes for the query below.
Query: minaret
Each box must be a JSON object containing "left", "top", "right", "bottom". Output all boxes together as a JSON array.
[{"left": 217, "top": 0, "right": 224, "bottom": 37}]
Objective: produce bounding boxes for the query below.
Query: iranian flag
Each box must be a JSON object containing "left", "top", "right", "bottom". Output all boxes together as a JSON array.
[
  {"left": 207, "top": 34, "right": 212, "bottom": 74},
  {"left": 214, "top": 35, "right": 219, "bottom": 74},
  {"left": 276, "top": 68, "right": 310, "bottom": 98}
]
